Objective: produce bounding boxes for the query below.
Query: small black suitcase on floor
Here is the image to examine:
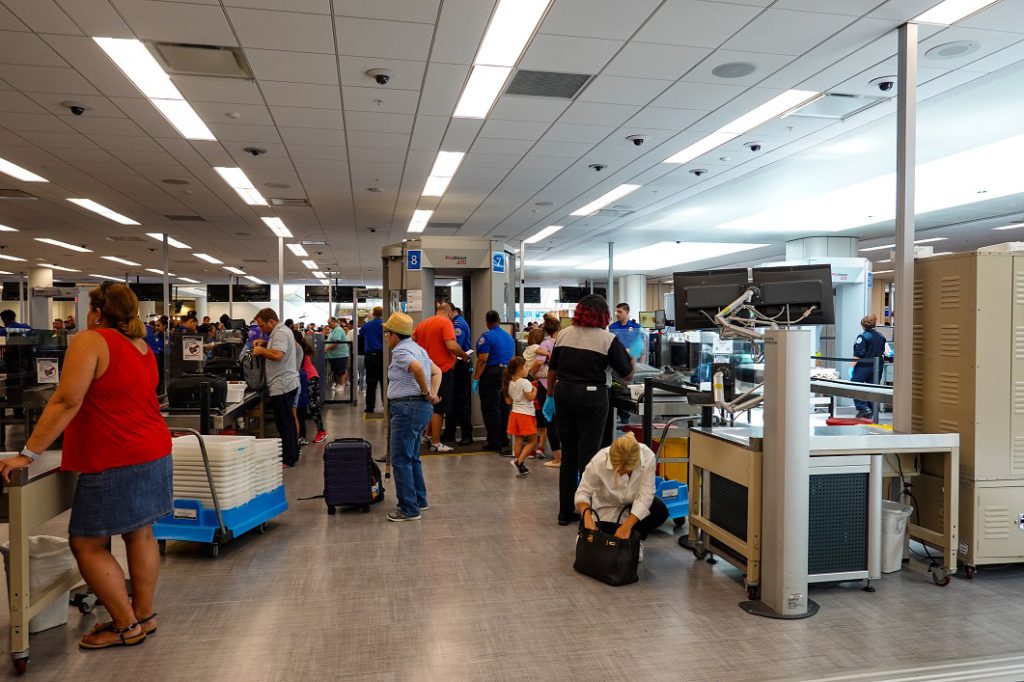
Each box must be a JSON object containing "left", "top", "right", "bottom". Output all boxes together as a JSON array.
[{"left": 323, "top": 438, "right": 384, "bottom": 515}]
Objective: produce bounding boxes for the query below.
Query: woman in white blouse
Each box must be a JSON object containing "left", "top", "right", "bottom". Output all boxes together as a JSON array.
[{"left": 574, "top": 432, "right": 669, "bottom": 561}]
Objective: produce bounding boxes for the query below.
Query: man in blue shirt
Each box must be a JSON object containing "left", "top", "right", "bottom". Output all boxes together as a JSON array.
[
  {"left": 0, "top": 309, "right": 31, "bottom": 336},
  {"left": 442, "top": 306, "right": 474, "bottom": 445},
  {"left": 473, "top": 310, "right": 515, "bottom": 453},
  {"left": 608, "top": 302, "right": 641, "bottom": 331},
  {"left": 359, "top": 306, "right": 385, "bottom": 413},
  {"left": 852, "top": 314, "right": 887, "bottom": 419}
]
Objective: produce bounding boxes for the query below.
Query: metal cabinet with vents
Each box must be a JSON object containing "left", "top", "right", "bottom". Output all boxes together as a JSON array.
[{"left": 912, "top": 250, "right": 1024, "bottom": 568}]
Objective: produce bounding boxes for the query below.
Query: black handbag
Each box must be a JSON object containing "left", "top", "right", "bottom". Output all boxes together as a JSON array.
[{"left": 573, "top": 508, "right": 640, "bottom": 586}]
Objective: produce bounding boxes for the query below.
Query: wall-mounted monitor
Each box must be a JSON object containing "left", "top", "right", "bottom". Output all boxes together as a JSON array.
[
  {"left": 673, "top": 268, "right": 749, "bottom": 331},
  {"left": 515, "top": 287, "right": 541, "bottom": 304},
  {"left": 207, "top": 285, "right": 229, "bottom": 302},
  {"left": 1, "top": 282, "right": 20, "bottom": 301},
  {"left": 129, "top": 283, "right": 166, "bottom": 302},
  {"left": 559, "top": 286, "right": 606, "bottom": 303},
  {"left": 234, "top": 284, "right": 270, "bottom": 302}
]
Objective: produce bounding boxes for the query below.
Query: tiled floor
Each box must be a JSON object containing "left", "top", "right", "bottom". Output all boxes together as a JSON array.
[{"left": 2, "top": 403, "right": 1023, "bottom": 681}]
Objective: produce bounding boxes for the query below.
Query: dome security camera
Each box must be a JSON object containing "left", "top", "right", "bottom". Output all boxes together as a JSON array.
[
  {"left": 690, "top": 168, "right": 708, "bottom": 177},
  {"left": 61, "top": 101, "right": 89, "bottom": 116},
  {"left": 588, "top": 163, "right": 607, "bottom": 172},
  {"left": 744, "top": 141, "right": 762, "bottom": 153},
  {"left": 626, "top": 134, "right": 648, "bottom": 147},
  {"left": 869, "top": 76, "right": 898, "bottom": 93},
  {"left": 366, "top": 69, "right": 394, "bottom": 86},
  {"left": 244, "top": 147, "right": 267, "bottom": 156}
]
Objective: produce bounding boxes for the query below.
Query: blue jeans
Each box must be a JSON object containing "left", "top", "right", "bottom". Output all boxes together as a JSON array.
[{"left": 389, "top": 399, "right": 433, "bottom": 516}]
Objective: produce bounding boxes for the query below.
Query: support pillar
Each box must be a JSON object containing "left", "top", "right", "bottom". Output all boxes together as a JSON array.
[
  {"left": 607, "top": 242, "right": 615, "bottom": 310},
  {"left": 278, "top": 237, "right": 285, "bottom": 319},
  {"left": 618, "top": 274, "right": 645, "bottom": 320},
  {"left": 27, "top": 267, "right": 53, "bottom": 329}
]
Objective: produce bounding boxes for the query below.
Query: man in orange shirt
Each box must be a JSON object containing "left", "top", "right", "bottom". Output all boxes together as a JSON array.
[{"left": 413, "top": 302, "right": 470, "bottom": 452}]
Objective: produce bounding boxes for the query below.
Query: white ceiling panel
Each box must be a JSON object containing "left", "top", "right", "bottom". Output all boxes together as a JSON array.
[
  {"left": 288, "top": 144, "right": 347, "bottom": 160},
  {"left": 577, "top": 75, "right": 670, "bottom": 106},
  {"left": 244, "top": 49, "right": 339, "bottom": 85},
  {"left": 336, "top": 18, "right": 434, "bottom": 61},
  {"left": 334, "top": 0, "right": 440, "bottom": 24},
  {"left": 490, "top": 95, "right": 569, "bottom": 123},
  {"left": 625, "top": 106, "right": 708, "bottom": 131},
  {"left": 687, "top": 49, "right": 795, "bottom": 86},
  {"left": 154, "top": 139, "right": 210, "bottom": 167},
  {"left": 274, "top": 123, "right": 343, "bottom": 145},
  {"left": 2, "top": 0, "right": 80, "bottom": 34},
  {"left": 72, "top": 118, "right": 149, "bottom": 137},
  {"left": 339, "top": 130, "right": 410, "bottom": 150},
  {"left": 38, "top": 35, "right": 143, "bottom": 98},
  {"left": 469, "top": 137, "right": 534, "bottom": 157},
  {"left": 225, "top": 0, "right": 330, "bottom": 13},
  {"left": 544, "top": 122, "right": 615, "bottom": 144},
  {"left": 192, "top": 101, "right": 273, "bottom": 126},
  {"left": 226, "top": 7, "right": 336, "bottom": 53},
  {"left": 652, "top": 80, "right": 746, "bottom": 111},
  {"left": 0, "top": 5, "right": 27, "bottom": 32},
  {"left": 0, "top": 31, "right": 65, "bottom": 67},
  {"left": 0, "top": 90, "right": 46, "bottom": 113},
  {"left": 479, "top": 119, "right": 550, "bottom": 141},
  {"left": 416, "top": 62, "right": 469, "bottom": 117},
  {"left": 772, "top": 0, "right": 882, "bottom": 15},
  {"left": 262, "top": 82, "right": 341, "bottom": 109},
  {"left": 346, "top": 111, "right": 415, "bottom": 133},
  {"left": 348, "top": 146, "right": 405, "bottom": 164},
  {"left": 339, "top": 56, "right": 425, "bottom": 92},
  {"left": 206, "top": 122, "right": 281, "bottom": 143},
  {"left": 960, "top": 1, "right": 1024, "bottom": 34},
  {"left": 723, "top": 10, "right": 854, "bottom": 56},
  {"left": 0, "top": 65, "right": 99, "bottom": 95},
  {"left": 269, "top": 106, "right": 344, "bottom": 129},
  {"left": 560, "top": 101, "right": 640, "bottom": 126},
  {"left": 430, "top": 0, "right": 495, "bottom": 66},
  {"left": 462, "top": 153, "right": 521, "bottom": 170},
  {"left": 113, "top": 0, "right": 237, "bottom": 45},
  {"left": 408, "top": 115, "right": 448, "bottom": 151},
  {"left": 540, "top": 0, "right": 662, "bottom": 40},
  {"left": 867, "top": 0, "right": 950, "bottom": 23},
  {"left": 604, "top": 42, "right": 711, "bottom": 81},
  {"left": 635, "top": 1, "right": 762, "bottom": 49},
  {"left": 342, "top": 85, "right": 419, "bottom": 114},
  {"left": 522, "top": 141, "right": 592, "bottom": 159},
  {"left": 173, "top": 76, "right": 265, "bottom": 105},
  {"left": 519, "top": 34, "right": 622, "bottom": 74}
]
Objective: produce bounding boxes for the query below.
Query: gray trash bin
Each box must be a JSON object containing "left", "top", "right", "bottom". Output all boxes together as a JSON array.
[{"left": 882, "top": 501, "right": 913, "bottom": 574}]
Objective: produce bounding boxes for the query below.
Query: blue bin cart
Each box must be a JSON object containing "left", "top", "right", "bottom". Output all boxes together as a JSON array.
[{"left": 656, "top": 476, "right": 689, "bottom": 527}]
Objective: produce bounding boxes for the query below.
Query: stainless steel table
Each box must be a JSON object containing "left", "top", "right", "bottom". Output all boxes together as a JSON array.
[{"left": 161, "top": 391, "right": 264, "bottom": 436}]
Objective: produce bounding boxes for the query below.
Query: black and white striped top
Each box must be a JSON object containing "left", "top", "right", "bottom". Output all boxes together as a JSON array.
[{"left": 548, "top": 325, "right": 633, "bottom": 387}]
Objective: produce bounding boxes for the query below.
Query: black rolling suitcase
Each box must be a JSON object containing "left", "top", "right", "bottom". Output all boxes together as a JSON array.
[{"left": 323, "top": 438, "right": 384, "bottom": 515}]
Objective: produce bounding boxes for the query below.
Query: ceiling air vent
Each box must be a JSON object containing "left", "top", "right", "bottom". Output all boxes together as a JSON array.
[
  {"left": 106, "top": 235, "right": 144, "bottom": 242},
  {"left": 788, "top": 93, "right": 885, "bottom": 121},
  {"left": 269, "top": 197, "right": 310, "bottom": 207},
  {"left": 0, "top": 188, "right": 38, "bottom": 200},
  {"left": 506, "top": 70, "right": 592, "bottom": 99},
  {"left": 151, "top": 42, "right": 254, "bottom": 79},
  {"left": 593, "top": 208, "right": 634, "bottom": 218},
  {"left": 164, "top": 214, "right": 206, "bottom": 222},
  {"left": 242, "top": 259, "right": 268, "bottom": 263}
]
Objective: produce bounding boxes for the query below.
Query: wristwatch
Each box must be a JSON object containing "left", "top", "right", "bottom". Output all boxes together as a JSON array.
[{"left": 20, "top": 447, "right": 40, "bottom": 462}]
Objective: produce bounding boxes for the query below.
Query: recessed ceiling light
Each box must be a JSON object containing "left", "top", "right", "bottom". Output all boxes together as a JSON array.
[
  {"left": 287, "top": 243, "right": 309, "bottom": 256},
  {"left": 261, "top": 216, "right": 292, "bottom": 238},
  {"left": 35, "top": 238, "right": 92, "bottom": 253},
  {"left": 244, "top": 275, "right": 266, "bottom": 284},
  {"left": 453, "top": 65, "right": 511, "bottom": 119},
  {"left": 312, "top": 270, "right": 326, "bottom": 278},
  {"left": 302, "top": 259, "right": 318, "bottom": 269},
  {"left": 146, "top": 268, "right": 174, "bottom": 276},
  {"left": 224, "top": 266, "right": 245, "bottom": 275},
  {"left": 0, "top": 157, "right": 47, "bottom": 182},
  {"left": 264, "top": 182, "right": 291, "bottom": 189},
  {"left": 859, "top": 237, "right": 947, "bottom": 252},
  {"left": 178, "top": 277, "right": 200, "bottom": 284},
  {"left": 0, "top": 254, "right": 26, "bottom": 262},
  {"left": 102, "top": 255, "right": 141, "bottom": 266},
  {"left": 873, "top": 269, "right": 894, "bottom": 274},
  {"left": 524, "top": 225, "right": 563, "bottom": 244},
  {"left": 407, "top": 209, "right": 433, "bottom": 233},
  {"left": 41, "top": 263, "right": 80, "bottom": 272},
  {"left": 145, "top": 232, "right": 191, "bottom": 249},
  {"left": 994, "top": 221, "right": 1024, "bottom": 231},
  {"left": 214, "top": 167, "right": 267, "bottom": 206},
  {"left": 711, "top": 62, "right": 757, "bottom": 79},
  {"left": 915, "top": 0, "right": 1001, "bottom": 25},
  {"left": 67, "top": 198, "right": 139, "bottom": 225},
  {"left": 571, "top": 184, "right": 641, "bottom": 216},
  {"left": 0, "top": 224, "right": 17, "bottom": 232},
  {"left": 194, "top": 253, "right": 223, "bottom": 264}
]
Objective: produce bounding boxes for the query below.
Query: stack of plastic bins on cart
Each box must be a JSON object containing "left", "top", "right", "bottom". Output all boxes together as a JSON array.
[{"left": 153, "top": 435, "right": 288, "bottom": 557}]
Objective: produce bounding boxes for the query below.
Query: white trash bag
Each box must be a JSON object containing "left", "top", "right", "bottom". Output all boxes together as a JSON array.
[{"left": 1, "top": 535, "right": 77, "bottom": 633}]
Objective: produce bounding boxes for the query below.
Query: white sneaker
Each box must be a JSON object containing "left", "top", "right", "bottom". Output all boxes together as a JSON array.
[
  {"left": 638, "top": 541, "right": 645, "bottom": 562},
  {"left": 430, "top": 442, "right": 453, "bottom": 453}
]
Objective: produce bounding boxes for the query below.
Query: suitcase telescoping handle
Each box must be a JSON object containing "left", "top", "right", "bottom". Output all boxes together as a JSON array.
[{"left": 331, "top": 438, "right": 366, "bottom": 443}]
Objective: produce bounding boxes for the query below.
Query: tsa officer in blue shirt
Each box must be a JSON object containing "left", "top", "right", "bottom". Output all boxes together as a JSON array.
[
  {"left": 852, "top": 314, "right": 886, "bottom": 419},
  {"left": 359, "top": 306, "right": 385, "bottom": 413},
  {"left": 442, "top": 306, "right": 474, "bottom": 445},
  {"left": 608, "top": 302, "right": 641, "bottom": 332},
  {"left": 473, "top": 310, "right": 515, "bottom": 452}
]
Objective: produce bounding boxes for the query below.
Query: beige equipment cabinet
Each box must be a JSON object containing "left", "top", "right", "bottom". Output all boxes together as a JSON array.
[{"left": 912, "top": 249, "right": 1024, "bottom": 576}]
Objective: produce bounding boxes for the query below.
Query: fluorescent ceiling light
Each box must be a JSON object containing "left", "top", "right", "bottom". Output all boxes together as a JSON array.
[
  {"left": 524, "top": 225, "right": 563, "bottom": 245},
  {"left": 421, "top": 175, "right": 453, "bottom": 197},
  {"left": 0, "top": 157, "right": 47, "bottom": 182},
  {"left": 244, "top": 275, "right": 266, "bottom": 284},
  {"left": 312, "top": 270, "right": 326, "bottom": 279},
  {"left": 67, "top": 198, "right": 139, "bottom": 225},
  {"left": 571, "top": 184, "right": 641, "bottom": 217},
  {"left": 194, "top": 253, "right": 223, "bottom": 264},
  {"left": 146, "top": 268, "right": 174, "bottom": 276},
  {"left": 874, "top": 270, "right": 894, "bottom": 275},
  {"left": 287, "top": 243, "right": 308, "bottom": 256},
  {"left": 214, "top": 167, "right": 267, "bottom": 206},
  {"left": 35, "top": 238, "right": 91, "bottom": 253},
  {"left": 0, "top": 254, "right": 26, "bottom": 262},
  {"left": 89, "top": 274, "right": 120, "bottom": 280},
  {"left": 145, "top": 232, "right": 190, "bottom": 249},
  {"left": 41, "top": 263, "right": 79, "bottom": 272},
  {"left": 93, "top": 37, "right": 215, "bottom": 142},
  {"left": 224, "top": 266, "right": 245, "bottom": 275},
  {"left": 876, "top": 259, "right": 892, "bottom": 264},
  {"left": 318, "top": 278, "right": 329, "bottom": 285},
  {"left": 302, "top": 259, "right": 318, "bottom": 269},
  {"left": 994, "top": 222, "right": 1024, "bottom": 231},
  {"left": 914, "top": 0, "right": 1000, "bottom": 24},
  {"left": 178, "top": 277, "right": 200, "bottom": 284},
  {"left": 719, "top": 131, "right": 1024, "bottom": 234},
  {"left": 0, "top": 271, "right": 11, "bottom": 275},
  {"left": 859, "top": 237, "right": 947, "bottom": 252},
  {"left": 261, "top": 216, "right": 293, "bottom": 238},
  {"left": 576, "top": 242, "right": 768, "bottom": 272},
  {"left": 407, "top": 209, "right": 433, "bottom": 233},
  {"left": 663, "top": 90, "right": 819, "bottom": 165},
  {"left": 0, "top": 224, "right": 17, "bottom": 232},
  {"left": 475, "top": 0, "right": 551, "bottom": 67},
  {"left": 429, "top": 151, "right": 465, "bottom": 178},
  {"left": 102, "top": 255, "right": 141, "bottom": 266},
  {"left": 453, "top": 65, "right": 511, "bottom": 119}
]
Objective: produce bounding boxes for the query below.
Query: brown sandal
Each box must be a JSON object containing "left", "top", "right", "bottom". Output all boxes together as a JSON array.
[
  {"left": 89, "top": 613, "right": 158, "bottom": 637},
  {"left": 79, "top": 621, "right": 146, "bottom": 650}
]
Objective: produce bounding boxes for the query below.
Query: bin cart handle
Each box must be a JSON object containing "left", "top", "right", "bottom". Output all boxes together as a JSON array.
[
  {"left": 170, "top": 427, "right": 228, "bottom": 539},
  {"left": 656, "top": 415, "right": 701, "bottom": 448}
]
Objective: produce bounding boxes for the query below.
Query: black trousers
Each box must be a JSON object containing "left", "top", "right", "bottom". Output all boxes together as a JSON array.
[
  {"left": 364, "top": 352, "right": 384, "bottom": 411},
  {"left": 535, "top": 382, "right": 560, "bottom": 452},
  {"left": 443, "top": 359, "right": 473, "bottom": 441},
  {"left": 633, "top": 497, "right": 670, "bottom": 540},
  {"left": 270, "top": 389, "right": 299, "bottom": 466},
  {"left": 479, "top": 365, "right": 509, "bottom": 449},
  {"left": 554, "top": 383, "right": 609, "bottom": 519}
]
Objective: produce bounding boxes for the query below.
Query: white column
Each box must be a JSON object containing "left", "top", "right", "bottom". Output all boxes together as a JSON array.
[
  {"left": 27, "top": 266, "right": 53, "bottom": 329},
  {"left": 607, "top": 242, "right": 615, "bottom": 309},
  {"left": 618, "top": 274, "right": 646, "bottom": 319},
  {"left": 278, "top": 237, "right": 285, "bottom": 319},
  {"left": 518, "top": 240, "right": 526, "bottom": 328}
]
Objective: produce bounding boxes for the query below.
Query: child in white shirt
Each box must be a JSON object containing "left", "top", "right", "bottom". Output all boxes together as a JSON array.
[{"left": 502, "top": 356, "right": 537, "bottom": 476}]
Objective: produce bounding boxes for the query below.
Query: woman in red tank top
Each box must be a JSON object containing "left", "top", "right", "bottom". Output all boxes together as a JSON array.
[{"left": 0, "top": 282, "right": 171, "bottom": 650}]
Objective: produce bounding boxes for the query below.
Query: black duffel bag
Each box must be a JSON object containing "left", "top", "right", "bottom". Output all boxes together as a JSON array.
[
  {"left": 573, "top": 508, "right": 640, "bottom": 586},
  {"left": 167, "top": 374, "right": 228, "bottom": 411}
]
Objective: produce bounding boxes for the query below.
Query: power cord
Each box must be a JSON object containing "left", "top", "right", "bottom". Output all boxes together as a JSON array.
[{"left": 889, "top": 453, "right": 938, "bottom": 567}]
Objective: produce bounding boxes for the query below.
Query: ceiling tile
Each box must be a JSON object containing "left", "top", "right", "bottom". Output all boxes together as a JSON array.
[
  {"left": 192, "top": 101, "right": 273, "bottom": 126},
  {"left": 722, "top": 9, "right": 854, "bottom": 56},
  {"left": 519, "top": 34, "right": 622, "bottom": 74},
  {"left": 343, "top": 130, "right": 411, "bottom": 150},
  {"left": 278, "top": 126, "right": 345, "bottom": 145},
  {"left": 348, "top": 146, "right": 405, "bottom": 163},
  {"left": 604, "top": 42, "right": 711, "bottom": 81},
  {"left": 54, "top": 0, "right": 133, "bottom": 37},
  {"left": 269, "top": 106, "right": 344, "bottom": 129},
  {"left": 523, "top": 141, "right": 592, "bottom": 159},
  {"left": 625, "top": 106, "right": 708, "bottom": 131},
  {"left": 206, "top": 122, "right": 281, "bottom": 143},
  {"left": 560, "top": 101, "right": 640, "bottom": 126},
  {"left": 479, "top": 119, "right": 550, "bottom": 141},
  {"left": 113, "top": 0, "right": 237, "bottom": 45},
  {"left": 772, "top": 0, "right": 881, "bottom": 14},
  {"left": 0, "top": 65, "right": 99, "bottom": 95},
  {"left": 867, "top": 0, "right": 945, "bottom": 23},
  {"left": 334, "top": 0, "right": 440, "bottom": 23},
  {"left": 336, "top": 18, "right": 434, "bottom": 61},
  {"left": 469, "top": 137, "right": 534, "bottom": 156},
  {"left": 409, "top": 115, "right": 448, "bottom": 151},
  {"left": 342, "top": 85, "right": 419, "bottom": 114},
  {"left": 490, "top": 96, "right": 569, "bottom": 123},
  {"left": 339, "top": 56, "right": 425, "bottom": 92},
  {"left": 70, "top": 117, "right": 148, "bottom": 137},
  {"left": 577, "top": 75, "right": 670, "bottom": 106},
  {"left": 262, "top": 82, "right": 341, "bottom": 109},
  {"left": 2, "top": 0, "right": 81, "bottom": 34},
  {"left": 0, "top": 90, "right": 46, "bottom": 114},
  {"left": 686, "top": 49, "right": 795, "bottom": 86},
  {"left": 544, "top": 123, "right": 615, "bottom": 144},
  {"left": 959, "top": 1, "right": 1024, "bottom": 32},
  {"left": 418, "top": 63, "right": 470, "bottom": 117},
  {"left": 225, "top": 0, "right": 330, "bottom": 13},
  {"left": 345, "top": 111, "right": 415, "bottom": 133},
  {"left": 38, "top": 35, "right": 142, "bottom": 98},
  {"left": 0, "top": 31, "right": 65, "bottom": 67},
  {"left": 652, "top": 80, "right": 746, "bottom": 111},
  {"left": 431, "top": 0, "right": 495, "bottom": 65},
  {"left": 0, "top": 112, "right": 72, "bottom": 133},
  {"left": 0, "top": 5, "right": 28, "bottom": 31},
  {"left": 540, "top": 0, "right": 662, "bottom": 40},
  {"left": 245, "top": 49, "right": 339, "bottom": 85},
  {"left": 635, "top": 1, "right": 762, "bottom": 49},
  {"left": 174, "top": 76, "right": 265, "bottom": 105},
  {"left": 227, "top": 7, "right": 336, "bottom": 53}
]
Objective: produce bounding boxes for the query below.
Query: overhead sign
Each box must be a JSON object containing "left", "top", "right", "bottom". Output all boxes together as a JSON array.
[
  {"left": 492, "top": 252, "right": 506, "bottom": 274},
  {"left": 407, "top": 249, "right": 422, "bottom": 271}
]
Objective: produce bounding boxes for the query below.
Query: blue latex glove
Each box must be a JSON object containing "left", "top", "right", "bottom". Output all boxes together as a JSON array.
[
  {"left": 472, "top": 379, "right": 479, "bottom": 395},
  {"left": 542, "top": 396, "right": 555, "bottom": 421}
]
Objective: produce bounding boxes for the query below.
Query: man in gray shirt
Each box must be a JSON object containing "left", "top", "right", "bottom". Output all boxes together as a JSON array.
[{"left": 252, "top": 307, "right": 301, "bottom": 467}]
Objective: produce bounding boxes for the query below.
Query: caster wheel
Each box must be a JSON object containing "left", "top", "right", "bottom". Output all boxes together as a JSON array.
[
  {"left": 964, "top": 566, "right": 976, "bottom": 580},
  {"left": 78, "top": 601, "right": 94, "bottom": 615},
  {"left": 932, "top": 570, "right": 950, "bottom": 586},
  {"left": 158, "top": 540, "right": 166, "bottom": 555},
  {"left": 327, "top": 506, "right": 336, "bottom": 516},
  {"left": 673, "top": 517, "right": 686, "bottom": 528},
  {"left": 208, "top": 544, "right": 220, "bottom": 559},
  {"left": 258, "top": 522, "right": 268, "bottom": 535},
  {"left": 692, "top": 546, "right": 708, "bottom": 561},
  {"left": 13, "top": 657, "right": 27, "bottom": 675}
]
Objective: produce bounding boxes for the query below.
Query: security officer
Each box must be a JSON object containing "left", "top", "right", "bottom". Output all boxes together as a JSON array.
[
  {"left": 852, "top": 314, "right": 886, "bottom": 419},
  {"left": 359, "top": 306, "right": 385, "bottom": 413},
  {"left": 442, "top": 306, "right": 474, "bottom": 445},
  {"left": 473, "top": 310, "right": 515, "bottom": 453},
  {"left": 608, "top": 302, "right": 641, "bottom": 332}
]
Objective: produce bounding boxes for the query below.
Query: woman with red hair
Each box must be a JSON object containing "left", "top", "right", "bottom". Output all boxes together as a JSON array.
[{"left": 543, "top": 294, "right": 634, "bottom": 525}]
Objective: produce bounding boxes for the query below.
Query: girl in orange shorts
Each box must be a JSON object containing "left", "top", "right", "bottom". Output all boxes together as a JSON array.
[{"left": 502, "top": 357, "right": 537, "bottom": 476}]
